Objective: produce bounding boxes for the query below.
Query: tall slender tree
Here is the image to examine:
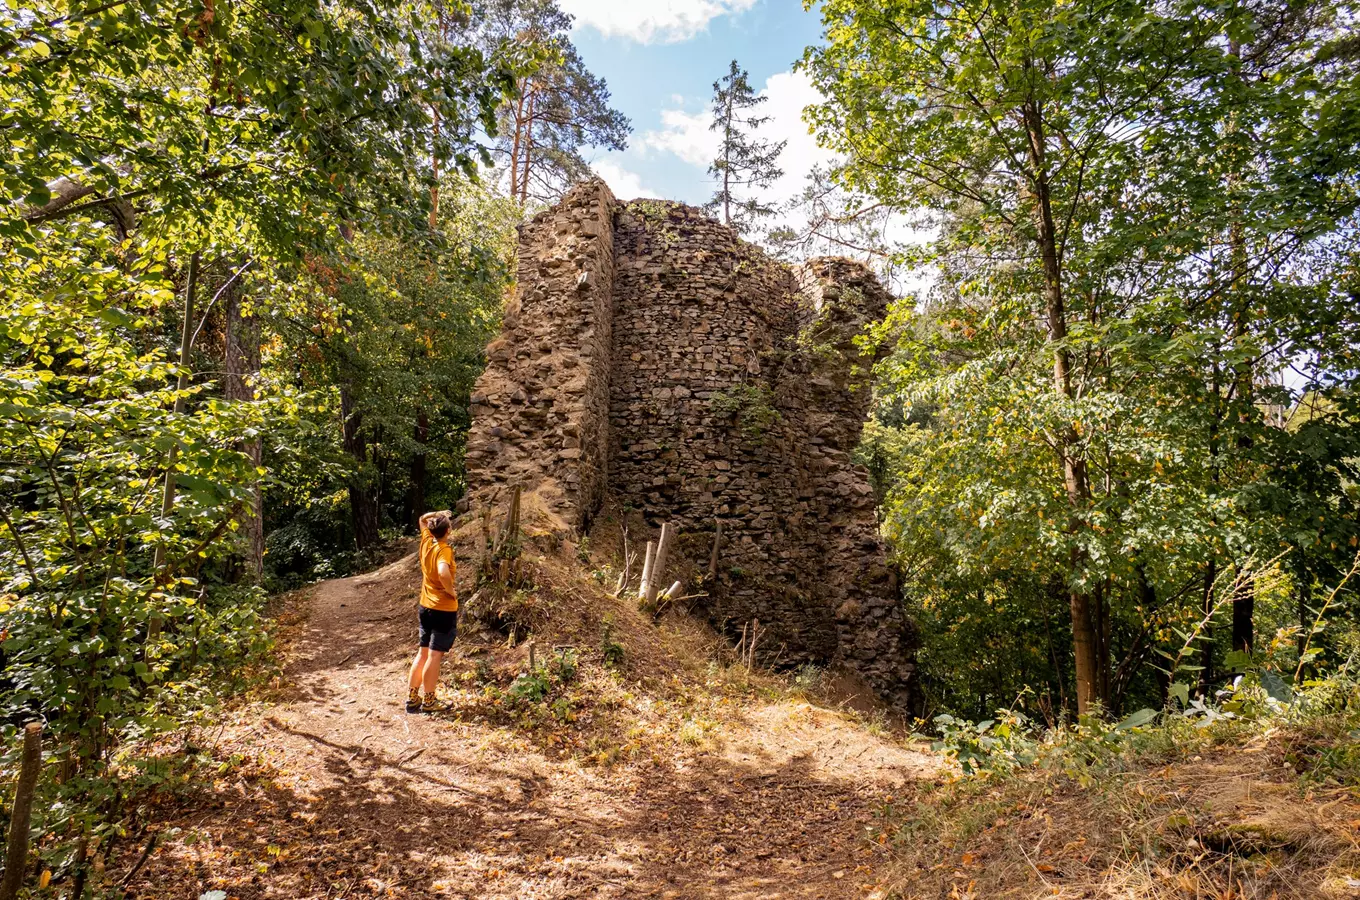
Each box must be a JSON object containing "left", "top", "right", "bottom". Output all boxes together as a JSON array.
[
  {"left": 806, "top": 0, "right": 1360, "bottom": 714},
  {"left": 479, "top": 0, "right": 630, "bottom": 204},
  {"left": 705, "top": 60, "right": 786, "bottom": 234}
]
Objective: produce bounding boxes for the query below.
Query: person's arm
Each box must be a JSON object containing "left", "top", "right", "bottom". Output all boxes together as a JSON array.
[
  {"left": 437, "top": 554, "right": 457, "bottom": 596},
  {"left": 418, "top": 510, "right": 453, "bottom": 531}
]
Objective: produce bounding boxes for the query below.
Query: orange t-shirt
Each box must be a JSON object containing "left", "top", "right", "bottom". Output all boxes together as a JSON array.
[{"left": 419, "top": 529, "right": 458, "bottom": 612}]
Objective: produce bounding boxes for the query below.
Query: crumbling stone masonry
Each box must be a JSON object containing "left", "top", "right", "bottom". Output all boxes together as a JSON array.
[{"left": 464, "top": 180, "right": 917, "bottom": 710}]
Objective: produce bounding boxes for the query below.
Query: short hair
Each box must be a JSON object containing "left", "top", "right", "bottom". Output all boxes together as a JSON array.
[{"left": 428, "top": 513, "right": 451, "bottom": 540}]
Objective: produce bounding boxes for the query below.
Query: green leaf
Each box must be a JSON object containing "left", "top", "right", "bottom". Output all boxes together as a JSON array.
[
  {"left": 1259, "top": 671, "right": 1293, "bottom": 704},
  {"left": 1116, "top": 708, "right": 1159, "bottom": 731}
]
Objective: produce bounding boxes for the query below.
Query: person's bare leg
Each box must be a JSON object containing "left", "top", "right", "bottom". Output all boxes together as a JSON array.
[
  {"left": 409, "top": 647, "right": 430, "bottom": 693},
  {"left": 421, "top": 649, "right": 446, "bottom": 696}
]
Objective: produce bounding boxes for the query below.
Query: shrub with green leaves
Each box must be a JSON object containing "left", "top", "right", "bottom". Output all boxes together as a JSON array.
[
  {"left": 0, "top": 0, "right": 512, "bottom": 882},
  {"left": 709, "top": 383, "right": 780, "bottom": 444}
]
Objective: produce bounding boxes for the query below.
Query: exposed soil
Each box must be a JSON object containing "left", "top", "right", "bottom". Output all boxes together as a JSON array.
[{"left": 124, "top": 549, "right": 940, "bottom": 899}]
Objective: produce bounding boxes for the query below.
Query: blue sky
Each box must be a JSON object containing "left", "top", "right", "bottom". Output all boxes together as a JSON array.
[{"left": 558, "top": 1, "right": 832, "bottom": 208}]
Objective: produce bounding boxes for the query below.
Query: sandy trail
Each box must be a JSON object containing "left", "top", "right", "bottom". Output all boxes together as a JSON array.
[{"left": 129, "top": 555, "right": 938, "bottom": 899}]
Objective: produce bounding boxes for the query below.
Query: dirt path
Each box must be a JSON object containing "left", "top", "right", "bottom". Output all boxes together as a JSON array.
[{"left": 131, "top": 556, "right": 939, "bottom": 899}]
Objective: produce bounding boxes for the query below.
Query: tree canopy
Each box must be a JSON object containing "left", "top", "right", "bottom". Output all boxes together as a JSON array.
[
  {"left": 806, "top": 0, "right": 1360, "bottom": 715},
  {"left": 0, "top": 0, "right": 523, "bottom": 874},
  {"left": 478, "top": 0, "right": 631, "bottom": 205}
]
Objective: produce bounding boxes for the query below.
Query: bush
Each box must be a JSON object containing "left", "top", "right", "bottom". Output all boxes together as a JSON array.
[
  {"left": 708, "top": 383, "right": 780, "bottom": 443},
  {"left": 264, "top": 496, "right": 358, "bottom": 589},
  {"left": 601, "top": 617, "right": 626, "bottom": 668},
  {"left": 926, "top": 661, "right": 1360, "bottom": 783}
]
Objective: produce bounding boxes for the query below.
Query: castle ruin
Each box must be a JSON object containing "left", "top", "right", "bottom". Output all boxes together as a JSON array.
[{"left": 463, "top": 180, "right": 917, "bottom": 711}]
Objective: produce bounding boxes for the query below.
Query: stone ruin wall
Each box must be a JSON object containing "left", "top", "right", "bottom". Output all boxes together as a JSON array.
[
  {"left": 464, "top": 180, "right": 917, "bottom": 711},
  {"left": 467, "top": 184, "right": 615, "bottom": 519}
]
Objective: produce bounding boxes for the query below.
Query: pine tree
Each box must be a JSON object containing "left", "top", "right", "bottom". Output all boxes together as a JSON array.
[
  {"left": 705, "top": 60, "right": 786, "bottom": 234},
  {"left": 479, "top": 0, "right": 631, "bottom": 205}
]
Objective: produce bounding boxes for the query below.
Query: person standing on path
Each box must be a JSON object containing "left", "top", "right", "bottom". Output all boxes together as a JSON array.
[{"left": 408, "top": 510, "right": 458, "bottom": 713}]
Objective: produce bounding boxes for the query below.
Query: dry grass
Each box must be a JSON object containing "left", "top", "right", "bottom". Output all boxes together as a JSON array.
[{"left": 881, "top": 721, "right": 1360, "bottom": 899}]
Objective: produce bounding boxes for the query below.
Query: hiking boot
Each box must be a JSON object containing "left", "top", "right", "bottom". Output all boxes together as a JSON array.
[
  {"left": 405, "top": 688, "right": 422, "bottom": 714},
  {"left": 419, "top": 691, "right": 444, "bottom": 714}
]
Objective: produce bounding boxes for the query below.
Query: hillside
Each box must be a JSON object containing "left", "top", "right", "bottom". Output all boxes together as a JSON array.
[
  {"left": 104, "top": 517, "right": 1360, "bottom": 900},
  {"left": 118, "top": 525, "right": 938, "bottom": 899}
]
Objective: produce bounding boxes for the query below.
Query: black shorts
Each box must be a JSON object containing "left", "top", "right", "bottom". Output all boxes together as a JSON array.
[{"left": 418, "top": 606, "right": 458, "bottom": 653}]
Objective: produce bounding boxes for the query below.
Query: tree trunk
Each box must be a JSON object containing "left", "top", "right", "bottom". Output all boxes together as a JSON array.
[
  {"left": 1095, "top": 580, "right": 1111, "bottom": 702},
  {"left": 152, "top": 251, "right": 200, "bottom": 574},
  {"left": 1296, "top": 562, "right": 1312, "bottom": 656},
  {"left": 520, "top": 86, "right": 536, "bottom": 205},
  {"left": 723, "top": 91, "right": 733, "bottom": 226},
  {"left": 1232, "top": 576, "right": 1255, "bottom": 654},
  {"left": 340, "top": 389, "right": 381, "bottom": 551},
  {"left": 1226, "top": 38, "right": 1256, "bottom": 659},
  {"left": 1022, "top": 92, "right": 1102, "bottom": 714},
  {"left": 1068, "top": 588, "right": 1101, "bottom": 714},
  {"left": 1200, "top": 559, "right": 1217, "bottom": 695},
  {"left": 223, "top": 273, "right": 264, "bottom": 583},
  {"left": 1204, "top": 365, "right": 1221, "bottom": 692},
  {"left": 0, "top": 723, "right": 41, "bottom": 900},
  {"left": 509, "top": 84, "right": 526, "bottom": 201},
  {"left": 407, "top": 411, "right": 429, "bottom": 531}
]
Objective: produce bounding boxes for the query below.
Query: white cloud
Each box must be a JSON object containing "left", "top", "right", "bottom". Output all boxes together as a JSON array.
[
  {"left": 758, "top": 69, "right": 837, "bottom": 208},
  {"left": 590, "top": 159, "right": 662, "bottom": 200},
  {"left": 641, "top": 108, "right": 716, "bottom": 169},
  {"left": 558, "top": 0, "right": 758, "bottom": 44}
]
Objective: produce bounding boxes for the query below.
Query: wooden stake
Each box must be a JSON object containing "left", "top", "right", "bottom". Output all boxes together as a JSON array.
[
  {"left": 708, "top": 520, "right": 723, "bottom": 580},
  {"left": 477, "top": 504, "right": 490, "bottom": 573},
  {"left": 747, "top": 618, "right": 761, "bottom": 674},
  {"left": 644, "top": 523, "right": 674, "bottom": 607},
  {"left": 639, "top": 541, "right": 656, "bottom": 599},
  {"left": 528, "top": 640, "right": 537, "bottom": 672},
  {"left": 0, "top": 723, "right": 42, "bottom": 900},
  {"left": 497, "top": 485, "right": 522, "bottom": 555},
  {"left": 508, "top": 485, "right": 521, "bottom": 540}
]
